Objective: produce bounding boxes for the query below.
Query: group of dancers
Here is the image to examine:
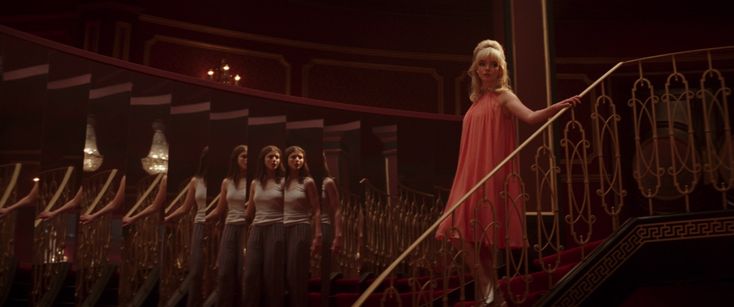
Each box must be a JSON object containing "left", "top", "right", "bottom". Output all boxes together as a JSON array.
[
  {"left": 181, "top": 144, "right": 342, "bottom": 307},
  {"left": 0, "top": 143, "right": 342, "bottom": 307}
]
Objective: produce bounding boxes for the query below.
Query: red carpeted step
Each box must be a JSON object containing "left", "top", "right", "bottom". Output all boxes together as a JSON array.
[
  {"left": 334, "top": 289, "right": 449, "bottom": 307},
  {"left": 453, "top": 290, "right": 547, "bottom": 307},
  {"left": 502, "top": 262, "right": 576, "bottom": 297},
  {"left": 308, "top": 277, "right": 322, "bottom": 291},
  {"left": 531, "top": 239, "right": 604, "bottom": 271},
  {"left": 308, "top": 292, "right": 323, "bottom": 307},
  {"left": 452, "top": 263, "right": 577, "bottom": 307},
  {"left": 314, "top": 274, "right": 468, "bottom": 307},
  {"left": 333, "top": 277, "right": 362, "bottom": 293}
]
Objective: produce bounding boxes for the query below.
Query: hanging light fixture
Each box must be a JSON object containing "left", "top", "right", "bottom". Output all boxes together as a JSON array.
[
  {"left": 141, "top": 120, "right": 169, "bottom": 175},
  {"left": 206, "top": 59, "right": 241, "bottom": 86},
  {"left": 83, "top": 115, "right": 103, "bottom": 172}
]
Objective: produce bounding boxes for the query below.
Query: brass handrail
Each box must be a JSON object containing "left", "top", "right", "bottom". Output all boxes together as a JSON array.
[
  {"left": 76, "top": 169, "right": 119, "bottom": 305},
  {"left": 84, "top": 169, "right": 118, "bottom": 215},
  {"left": 204, "top": 193, "right": 221, "bottom": 212},
  {"left": 0, "top": 163, "right": 21, "bottom": 209},
  {"left": 164, "top": 181, "right": 190, "bottom": 214},
  {"left": 123, "top": 173, "right": 164, "bottom": 219},
  {"left": 34, "top": 166, "right": 74, "bottom": 228}
]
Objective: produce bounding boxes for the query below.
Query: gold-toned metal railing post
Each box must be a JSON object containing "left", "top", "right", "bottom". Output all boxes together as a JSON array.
[
  {"left": 662, "top": 55, "right": 701, "bottom": 211},
  {"left": 630, "top": 61, "right": 663, "bottom": 215},
  {"left": 561, "top": 99, "right": 594, "bottom": 250},
  {"left": 591, "top": 82, "right": 626, "bottom": 230},
  {"left": 698, "top": 50, "right": 734, "bottom": 209}
]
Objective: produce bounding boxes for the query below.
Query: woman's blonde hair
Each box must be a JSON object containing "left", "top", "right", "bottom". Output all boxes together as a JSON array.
[{"left": 468, "top": 39, "right": 512, "bottom": 103}]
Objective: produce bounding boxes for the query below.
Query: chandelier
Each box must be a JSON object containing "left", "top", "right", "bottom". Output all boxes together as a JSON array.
[
  {"left": 141, "top": 120, "right": 169, "bottom": 175},
  {"left": 206, "top": 59, "right": 241, "bottom": 86},
  {"left": 83, "top": 116, "right": 103, "bottom": 172}
]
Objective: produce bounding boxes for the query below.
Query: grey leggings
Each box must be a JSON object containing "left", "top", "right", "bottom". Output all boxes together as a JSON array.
[
  {"left": 186, "top": 222, "right": 205, "bottom": 307},
  {"left": 242, "top": 223, "right": 285, "bottom": 307},
  {"left": 215, "top": 223, "right": 247, "bottom": 306},
  {"left": 285, "top": 223, "right": 313, "bottom": 307}
]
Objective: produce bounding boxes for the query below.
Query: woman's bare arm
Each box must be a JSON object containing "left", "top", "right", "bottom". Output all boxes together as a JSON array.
[
  {"left": 502, "top": 92, "right": 580, "bottom": 125},
  {"left": 0, "top": 180, "right": 39, "bottom": 217},
  {"left": 205, "top": 179, "right": 229, "bottom": 223},
  {"left": 123, "top": 175, "right": 168, "bottom": 226},
  {"left": 164, "top": 177, "right": 197, "bottom": 223},
  {"left": 80, "top": 175, "right": 126, "bottom": 224}
]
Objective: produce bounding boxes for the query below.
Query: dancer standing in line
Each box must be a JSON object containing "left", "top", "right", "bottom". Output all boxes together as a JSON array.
[
  {"left": 318, "top": 152, "right": 342, "bottom": 307},
  {"left": 434, "top": 39, "right": 579, "bottom": 306},
  {"left": 163, "top": 146, "right": 209, "bottom": 307},
  {"left": 242, "top": 145, "right": 286, "bottom": 307},
  {"left": 282, "top": 146, "right": 322, "bottom": 307},
  {"left": 204, "top": 144, "right": 248, "bottom": 306}
]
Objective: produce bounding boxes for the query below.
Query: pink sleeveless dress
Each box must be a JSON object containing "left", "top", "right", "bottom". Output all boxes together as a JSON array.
[{"left": 436, "top": 92, "right": 524, "bottom": 249}]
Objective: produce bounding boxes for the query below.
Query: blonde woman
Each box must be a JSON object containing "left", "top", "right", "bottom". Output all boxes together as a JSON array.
[{"left": 435, "top": 39, "right": 579, "bottom": 306}]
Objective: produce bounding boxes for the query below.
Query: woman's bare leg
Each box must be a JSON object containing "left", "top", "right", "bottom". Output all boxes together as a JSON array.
[
  {"left": 455, "top": 240, "right": 491, "bottom": 303},
  {"left": 478, "top": 245, "right": 506, "bottom": 306}
]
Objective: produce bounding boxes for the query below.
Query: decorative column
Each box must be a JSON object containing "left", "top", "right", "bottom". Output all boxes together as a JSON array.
[
  {"left": 323, "top": 121, "right": 361, "bottom": 195},
  {"left": 372, "top": 125, "right": 398, "bottom": 206}
]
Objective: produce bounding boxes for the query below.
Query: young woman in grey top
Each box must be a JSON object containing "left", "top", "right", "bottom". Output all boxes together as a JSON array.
[
  {"left": 205, "top": 144, "right": 248, "bottom": 306},
  {"left": 243, "top": 145, "right": 286, "bottom": 307},
  {"left": 163, "top": 146, "right": 209, "bottom": 307},
  {"left": 283, "top": 146, "right": 322, "bottom": 307},
  {"left": 318, "top": 152, "right": 342, "bottom": 306}
]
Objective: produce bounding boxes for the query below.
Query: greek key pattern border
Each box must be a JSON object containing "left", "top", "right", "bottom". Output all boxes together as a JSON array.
[{"left": 555, "top": 216, "right": 734, "bottom": 306}]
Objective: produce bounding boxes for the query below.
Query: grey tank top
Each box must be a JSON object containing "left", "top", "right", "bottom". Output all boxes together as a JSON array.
[
  {"left": 320, "top": 177, "right": 335, "bottom": 224},
  {"left": 225, "top": 178, "right": 247, "bottom": 224},
  {"left": 193, "top": 178, "right": 207, "bottom": 224},
  {"left": 284, "top": 177, "right": 313, "bottom": 225},
  {"left": 252, "top": 178, "right": 284, "bottom": 225}
]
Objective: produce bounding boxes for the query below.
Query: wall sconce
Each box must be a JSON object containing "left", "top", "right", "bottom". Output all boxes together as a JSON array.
[
  {"left": 206, "top": 59, "right": 241, "bottom": 86},
  {"left": 141, "top": 120, "right": 169, "bottom": 175},
  {"left": 83, "top": 116, "right": 103, "bottom": 172}
]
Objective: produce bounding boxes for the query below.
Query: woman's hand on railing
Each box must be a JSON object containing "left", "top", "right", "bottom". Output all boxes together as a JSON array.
[
  {"left": 121, "top": 215, "right": 136, "bottom": 227},
  {"left": 37, "top": 209, "right": 57, "bottom": 221},
  {"left": 543, "top": 95, "right": 581, "bottom": 120},
  {"left": 79, "top": 212, "right": 97, "bottom": 224},
  {"left": 555, "top": 95, "right": 581, "bottom": 109},
  {"left": 162, "top": 214, "right": 176, "bottom": 224}
]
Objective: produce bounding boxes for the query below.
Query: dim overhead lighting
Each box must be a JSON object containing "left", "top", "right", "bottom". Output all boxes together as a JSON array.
[
  {"left": 141, "top": 120, "right": 169, "bottom": 175},
  {"left": 205, "top": 59, "right": 241, "bottom": 86},
  {"left": 83, "top": 116, "right": 103, "bottom": 172}
]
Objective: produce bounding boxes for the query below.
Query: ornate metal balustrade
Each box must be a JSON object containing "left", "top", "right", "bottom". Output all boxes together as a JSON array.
[
  {"left": 334, "top": 191, "right": 363, "bottom": 279},
  {"left": 32, "top": 166, "right": 76, "bottom": 306},
  {"left": 159, "top": 181, "right": 194, "bottom": 305},
  {"left": 119, "top": 173, "right": 164, "bottom": 306},
  {"left": 202, "top": 194, "right": 221, "bottom": 304},
  {"left": 0, "top": 163, "right": 22, "bottom": 303},
  {"left": 76, "top": 169, "right": 120, "bottom": 305}
]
